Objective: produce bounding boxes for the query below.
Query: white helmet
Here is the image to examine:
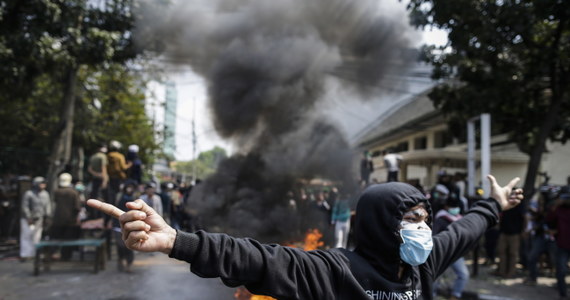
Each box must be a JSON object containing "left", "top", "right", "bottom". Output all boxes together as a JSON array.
[
  {"left": 58, "top": 173, "right": 73, "bottom": 187},
  {"left": 32, "top": 176, "right": 46, "bottom": 186},
  {"left": 128, "top": 144, "right": 139, "bottom": 153},
  {"left": 109, "top": 140, "right": 122, "bottom": 151}
]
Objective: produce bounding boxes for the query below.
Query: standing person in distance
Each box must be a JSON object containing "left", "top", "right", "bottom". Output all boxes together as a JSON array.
[
  {"left": 50, "top": 173, "right": 82, "bottom": 260},
  {"left": 546, "top": 194, "right": 570, "bottom": 300},
  {"left": 360, "top": 151, "right": 374, "bottom": 185},
  {"left": 106, "top": 140, "right": 132, "bottom": 204},
  {"left": 20, "top": 177, "right": 52, "bottom": 261},
  {"left": 331, "top": 192, "right": 352, "bottom": 249},
  {"left": 140, "top": 182, "right": 163, "bottom": 217},
  {"left": 113, "top": 180, "right": 138, "bottom": 273},
  {"left": 383, "top": 149, "right": 402, "bottom": 182},
  {"left": 126, "top": 144, "right": 143, "bottom": 185},
  {"left": 87, "top": 145, "right": 108, "bottom": 218},
  {"left": 433, "top": 197, "right": 469, "bottom": 300}
]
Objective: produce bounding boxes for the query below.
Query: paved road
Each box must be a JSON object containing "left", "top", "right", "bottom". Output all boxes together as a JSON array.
[
  {"left": 0, "top": 250, "right": 566, "bottom": 300},
  {"left": 0, "top": 252, "right": 235, "bottom": 300}
]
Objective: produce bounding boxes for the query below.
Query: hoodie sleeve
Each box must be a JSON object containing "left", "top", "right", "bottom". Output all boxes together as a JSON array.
[
  {"left": 428, "top": 198, "right": 501, "bottom": 277},
  {"left": 169, "top": 230, "right": 345, "bottom": 300}
]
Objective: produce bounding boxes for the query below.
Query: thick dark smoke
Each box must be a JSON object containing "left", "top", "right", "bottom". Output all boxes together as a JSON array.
[{"left": 136, "top": 0, "right": 414, "bottom": 241}]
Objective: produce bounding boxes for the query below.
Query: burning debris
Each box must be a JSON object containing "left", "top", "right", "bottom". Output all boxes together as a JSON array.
[
  {"left": 234, "top": 287, "right": 276, "bottom": 300},
  {"left": 234, "top": 229, "right": 325, "bottom": 300},
  {"left": 136, "top": 0, "right": 414, "bottom": 241}
]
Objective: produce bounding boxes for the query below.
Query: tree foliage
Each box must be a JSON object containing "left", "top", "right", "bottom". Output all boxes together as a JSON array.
[
  {"left": 0, "top": 0, "right": 139, "bottom": 99},
  {"left": 0, "top": 63, "right": 159, "bottom": 176},
  {"left": 75, "top": 63, "right": 160, "bottom": 163},
  {"left": 407, "top": 0, "right": 570, "bottom": 197},
  {"left": 174, "top": 147, "right": 228, "bottom": 181},
  {"left": 0, "top": 0, "right": 161, "bottom": 179}
]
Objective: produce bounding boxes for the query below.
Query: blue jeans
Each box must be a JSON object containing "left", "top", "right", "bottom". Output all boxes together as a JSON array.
[
  {"left": 527, "top": 235, "right": 557, "bottom": 281},
  {"left": 434, "top": 257, "right": 470, "bottom": 298},
  {"left": 555, "top": 246, "right": 570, "bottom": 297},
  {"left": 450, "top": 257, "right": 470, "bottom": 298}
]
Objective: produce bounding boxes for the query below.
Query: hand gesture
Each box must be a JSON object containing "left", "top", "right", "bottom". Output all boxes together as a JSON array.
[
  {"left": 487, "top": 175, "right": 524, "bottom": 211},
  {"left": 86, "top": 199, "right": 177, "bottom": 254}
]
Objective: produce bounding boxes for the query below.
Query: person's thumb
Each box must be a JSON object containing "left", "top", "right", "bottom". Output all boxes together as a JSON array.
[
  {"left": 126, "top": 199, "right": 156, "bottom": 217},
  {"left": 486, "top": 174, "right": 498, "bottom": 189},
  {"left": 506, "top": 177, "right": 521, "bottom": 190}
]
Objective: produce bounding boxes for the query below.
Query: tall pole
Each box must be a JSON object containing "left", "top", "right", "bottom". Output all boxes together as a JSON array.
[
  {"left": 467, "top": 114, "right": 491, "bottom": 197},
  {"left": 480, "top": 113, "right": 491, "bottom": 197},
  {"left": 467, "top": 119, "right": 476, "bottom": 198},
  {"left": 192, "top": 97, "right": 197, "bottom": 184}
]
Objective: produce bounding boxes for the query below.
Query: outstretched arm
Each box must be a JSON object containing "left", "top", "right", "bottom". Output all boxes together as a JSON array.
[
  {"left": 86, "top": 199, "right": 176, "bottom": 254},
  {"left": 429, "top": 175, "right": 523, "bottom": 276},
  {"left": 88, "top": 199, "right": 343, "bottom": 300}
]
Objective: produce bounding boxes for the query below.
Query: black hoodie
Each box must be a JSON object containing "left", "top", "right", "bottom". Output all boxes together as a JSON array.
[{"left": 169, "top": 182, "right": 501, "bottom": 300}]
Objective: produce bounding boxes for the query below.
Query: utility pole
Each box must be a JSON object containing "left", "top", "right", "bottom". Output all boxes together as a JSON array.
[
  {"left": 192, "top": 97, "right": 197, "bottom": 184},
  {"left": 467, "top": 113, "right": 491, "bottom": 198}
]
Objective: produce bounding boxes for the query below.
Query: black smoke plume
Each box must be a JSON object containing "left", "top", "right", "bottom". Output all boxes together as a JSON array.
[{"left": 136, "top": 0, "right": 414, "bottom": 241}]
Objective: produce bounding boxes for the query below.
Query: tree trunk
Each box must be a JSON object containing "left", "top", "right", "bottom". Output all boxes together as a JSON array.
[
  {"left": 522, "top": 94, "right": 563, "bottom": 206},
  {"left": 46, "top": 67, "right": 78, "bottom": 193},
  {"left": 72, "top": 146, "right": 85, "bottom": 182}
]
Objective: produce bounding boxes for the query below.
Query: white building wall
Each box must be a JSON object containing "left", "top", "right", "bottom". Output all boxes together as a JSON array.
[
  {"left": 540, "top": 141, "right": 570, "bottom": 186},
  {"left": 489, "top": 162, "right": 528, "bottom": 191}
]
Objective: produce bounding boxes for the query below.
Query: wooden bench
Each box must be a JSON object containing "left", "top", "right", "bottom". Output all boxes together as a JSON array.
[{"left": 34, "top": 239, "right": 106, "bottom": 275}]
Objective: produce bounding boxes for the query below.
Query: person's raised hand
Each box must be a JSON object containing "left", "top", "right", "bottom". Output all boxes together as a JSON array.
[
  {"left": 86, "top": 199, "right": 177, "bottom": 254},
  {"left": 487, "top": 175, "right": 524, "bottom": 211}
]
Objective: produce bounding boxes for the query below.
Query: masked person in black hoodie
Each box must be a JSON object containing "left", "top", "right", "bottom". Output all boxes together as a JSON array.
[{"left": 87, "top": 175, "right": 523, "bottom": 300}]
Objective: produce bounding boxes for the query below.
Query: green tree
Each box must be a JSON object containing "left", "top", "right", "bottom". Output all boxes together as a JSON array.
[
  {"left": 174, "top": 147, "right": 228, "bottom": 181},
  {"left": 0, "top": 0, "right": 142, "bottom": 191},
  {"left": 0, "top": 62, "right": 160, "bottom": 180},
  {"left": 407, "top": 0, "right": 570, "bottom": 200},
  {"left": 75, "top": 62, "right": 161, "bottom": 167}
]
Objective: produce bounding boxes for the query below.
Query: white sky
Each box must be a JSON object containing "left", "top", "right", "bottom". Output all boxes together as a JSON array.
[{"left": 147, "top": 2, "right": 449, "bottom": 161}]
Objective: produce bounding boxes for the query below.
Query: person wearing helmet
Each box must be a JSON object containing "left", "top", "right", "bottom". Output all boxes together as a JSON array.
[
  {"left": 87, "top": 175, "right": 523, "bottom": 300},
  {"left": 107, "top": 140, "right": 132, "bottom": 205},
  {"left": 20, "top": 177, "right": 52, "bottom": 261},
  {"left": 126, "top": 144, "right": 143, "bottom": 184}
]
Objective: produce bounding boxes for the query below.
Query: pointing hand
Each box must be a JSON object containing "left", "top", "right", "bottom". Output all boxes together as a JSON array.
[{"left": 86, "top": 199, "right": 177, "bottom": 254}]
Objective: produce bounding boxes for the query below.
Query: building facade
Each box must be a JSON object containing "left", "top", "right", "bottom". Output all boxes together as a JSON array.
[{"left": 356, "top": 89, "right": 570, "bottom": 194}]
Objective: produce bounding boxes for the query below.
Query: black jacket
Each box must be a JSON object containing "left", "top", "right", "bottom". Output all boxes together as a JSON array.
[{"left": 169, "top": 182, "right": 500, "bottom": 300}]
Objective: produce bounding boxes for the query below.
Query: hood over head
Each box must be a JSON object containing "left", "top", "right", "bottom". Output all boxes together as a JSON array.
[{"left": 354, "top": 182, "right": 431, "bottom": 280}]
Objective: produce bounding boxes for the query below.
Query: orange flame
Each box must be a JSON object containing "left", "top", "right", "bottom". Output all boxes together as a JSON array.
[
  {"left": 234, "top": 287, "right": 276, "bottom": 300},
  {"left": 303, "top": 228, "right": 324, "bottom": 251},
  {"left": 234, "top": 229, "right": 323, "bottom": 299}
]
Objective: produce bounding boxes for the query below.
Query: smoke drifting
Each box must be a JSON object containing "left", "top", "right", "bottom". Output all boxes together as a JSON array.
[{"left": 136, "top": 0, "right": 414, "bottom": 241}]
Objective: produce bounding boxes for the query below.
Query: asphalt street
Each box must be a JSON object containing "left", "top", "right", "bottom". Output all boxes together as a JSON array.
[{"left": 0, "top": 248, "right": 566, "bottom": 300}]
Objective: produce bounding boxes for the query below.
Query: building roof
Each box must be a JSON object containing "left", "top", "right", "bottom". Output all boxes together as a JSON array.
[
  {"left": 355, "top": 84, "right": 529, "bottom": 165},
  {"left": 355, "top": 88, "right": 441, "bottom": 148}
]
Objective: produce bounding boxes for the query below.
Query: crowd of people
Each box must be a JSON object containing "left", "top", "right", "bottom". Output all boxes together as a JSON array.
[
  {"left": 8, "top": 143, "right": 570, "bottom": 299},
  {"left": 426, "top": 171, "right": 570, "bottom": 300},
  {"left": 15, "top": 140, "right": 196, "bottom": 273}
]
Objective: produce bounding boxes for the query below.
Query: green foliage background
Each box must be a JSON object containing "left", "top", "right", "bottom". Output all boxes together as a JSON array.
[
  {"left": 174, "top": 146, "right": 228, "bottom": 181},
  {"left": 407, "top": 0, "right": 570, "bottom": 197},
  {"left": 0, "top": 0, "right": 161, "bottom": 178}
]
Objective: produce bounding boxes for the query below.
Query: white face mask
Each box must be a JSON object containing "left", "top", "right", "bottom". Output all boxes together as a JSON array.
[{"left": 399, "top": 221, "right": 433, "bottom": 266}]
